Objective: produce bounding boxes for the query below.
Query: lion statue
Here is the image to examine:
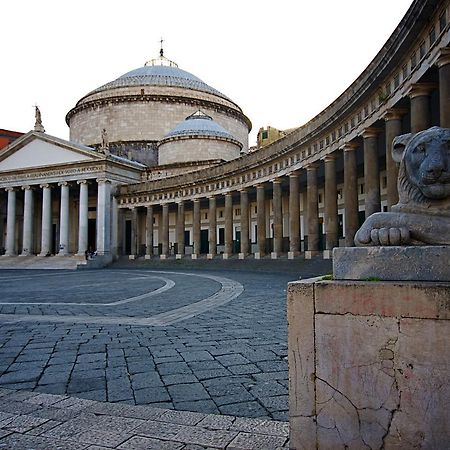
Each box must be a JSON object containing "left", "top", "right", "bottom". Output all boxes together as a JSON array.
[{"left": 355, "top": 126, "right": 450, "bottom": 246}]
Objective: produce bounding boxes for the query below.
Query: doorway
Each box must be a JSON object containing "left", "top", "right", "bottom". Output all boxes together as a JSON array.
[
  {"left": 88, "top": 219, "right": 96, "bottom": 252},
  {"left": 200, "top": 229, "right": 208, "bottom": 254}
]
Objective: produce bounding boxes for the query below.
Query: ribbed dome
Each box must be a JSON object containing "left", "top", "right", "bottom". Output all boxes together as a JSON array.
[
  {"left": 162, "top": 111, "right": 240, "bottom": 145},
  {"left": 89, "top": 64, "right": 231, "bottom": 101}
]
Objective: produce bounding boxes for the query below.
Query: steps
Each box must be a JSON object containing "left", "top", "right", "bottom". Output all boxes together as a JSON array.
[{"left": 0, "top": 255, "right": 94, "bottom": 270}]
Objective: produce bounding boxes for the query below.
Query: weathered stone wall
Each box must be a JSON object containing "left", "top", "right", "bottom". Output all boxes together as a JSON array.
[
  {"left": 158, "top": 138, "right": 241, "bottom": 165},
  {"left": 287, "top": 279, "right": 450, "bottom": 449}
]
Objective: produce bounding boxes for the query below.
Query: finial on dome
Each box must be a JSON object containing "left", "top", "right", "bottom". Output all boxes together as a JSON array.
[{"left": 144, "top": 39, "right": 178, "bottom": 68}]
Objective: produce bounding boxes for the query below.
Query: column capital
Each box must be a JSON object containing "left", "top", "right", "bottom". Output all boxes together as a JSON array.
[
  {"left": 306, "top": 163, "right": 319, "bottom": 171},
  {"left": 342, "top": 142, "right": 359, "bottom": 152},
  {"left": 39, "top": 183, "right": 51, "bottom": 189},
  {"left": 362, "top": 127, "right": 382, "bottom": 139},
  {"left": 77, "top": 179, "right": 88, "bottom": 185},
  {"left": 175, "top": 199, "right": 184, "bottom": 204},
  {"left": 5, "top": 187, "right": 15, "bottom": 192},
  {"left": 224, "top": 191, "right": 233, "bottom": 197},
  {"left": 323, "top": 153, "right": 338, "bottom": 162},
  {"left": 193, "top": 198, "right": 201, "bottom": 203},
  {"left": 21, "top": 185, "right": 32, "bottom": 191},
  {"left": 288, "top": 172, "right": 299, "bottom": 178},
  {"left": 407, "top": 82, "right": 438, "bottom": 99},
  {"left": 435, "top": 47, "right": 450, "bottom": 68},
  {"left": 208, "top": 194, "right": 216, "bottom": 200},
  {"left": 383, "top": 108, "right": 409, "bottom": 121},
  {"left": 255, "top": 183, "right": 265, "bottom": 189},
  {"left": 96, "top": 177, "right": 111, "bottom": 184},
  {"left": 271, "top": 178, "right": 282, "bottom": 184},
  {"left": 58, "top": 181, "right": 69, "bottom": 187},
  {"left": 239, "top": 187, "right": 248, "bottom": 193}
]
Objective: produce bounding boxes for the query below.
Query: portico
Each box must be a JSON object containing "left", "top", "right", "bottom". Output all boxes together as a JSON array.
[{"left": 0, "top": 132, "right": 143, "bottom": 264}]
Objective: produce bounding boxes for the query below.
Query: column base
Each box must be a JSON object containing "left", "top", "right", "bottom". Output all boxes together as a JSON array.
[
  {"left": 305, "top": 250, "right": 320, "bottom": 259},
  {"left": 56, "top": 251, "right": 69, "bottom": 257},
  {"left": 160, "top": 254, "right": 167, "bottom": 260},
  {"left": 223, "top": 253, "right": 232, "bottom": 259},
  {"left": 144, "top": 254, "right": 152, "bottom": 260},
  {"left": 288, "top": 251, "right": 300, "bottom": 259},
  {"left": 176, "top": 254, "right": 184, "bottom": 260},
  {"left": 38, "top": 252, "right": 51, "bottom": 257},
  {"left": 19, "top": 253, "right": 32, "bottom": 257},
  {"left": 323, "top": 250, "right": 333, "bottom": 259},
  {"left": 191, "top": 254, "right": 198, "bottom": 260},
  {"left": 238, "top": 253, "right": 248, "bottom": 260},
  {"left": 3, "top": 253, "right": 17, "bottom": 257},
  {"left": 271, "top": 252, "right": 280, "bottom": 259},
  {"left": 254, "top": 252, "right": 261, "bottom": 259},
  {"left": 207, "top": 253, "right": 215, "bottom": 259},
  {"left": 129, "top": 255, "right": 136, "bottom": 260}
]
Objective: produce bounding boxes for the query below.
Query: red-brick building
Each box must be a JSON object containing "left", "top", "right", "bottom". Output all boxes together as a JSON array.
[{"left": 0, "top": 129, "right": 23, "bottom": 151}]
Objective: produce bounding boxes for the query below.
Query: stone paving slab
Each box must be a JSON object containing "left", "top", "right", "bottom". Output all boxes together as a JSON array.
[{"left": 0, "top": 388, "right": 289, "bottom": 449}]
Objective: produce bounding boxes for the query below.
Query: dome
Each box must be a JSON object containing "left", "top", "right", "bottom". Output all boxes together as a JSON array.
[
  {"left": 162, "top": 111, "right": 241, "bottom": 145},
  {"left": 88, "top": 59, "right": 231, "bottom": 102}
]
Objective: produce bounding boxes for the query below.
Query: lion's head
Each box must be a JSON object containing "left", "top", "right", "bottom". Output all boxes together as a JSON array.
[{"left": 393, "top": 127, "right": 450, "bottom": 205}]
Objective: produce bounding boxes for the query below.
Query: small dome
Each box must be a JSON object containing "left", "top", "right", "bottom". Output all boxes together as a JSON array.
[
  {"left": 162, "top": 111, "right": 241, "bottom": 145},
  {"left": 89, "top": 62, "right": 231, "bottom": 101}
]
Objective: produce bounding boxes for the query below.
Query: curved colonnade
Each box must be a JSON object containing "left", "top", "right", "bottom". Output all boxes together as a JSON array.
[{"left": 118, "top": 1, "right": 450, "bottom": 259}]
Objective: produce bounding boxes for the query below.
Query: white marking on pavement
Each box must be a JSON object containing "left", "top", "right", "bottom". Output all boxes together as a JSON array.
[{"left": 0, "top": 270, "right": 244, "bottom": 326}]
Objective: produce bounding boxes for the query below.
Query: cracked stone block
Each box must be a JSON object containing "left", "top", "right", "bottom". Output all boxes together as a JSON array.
[{"left": 228, "top": 431, "right": 287, "bottom": 449}]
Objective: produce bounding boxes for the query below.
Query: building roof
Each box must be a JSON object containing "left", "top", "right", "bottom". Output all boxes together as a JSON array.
[
  {"left": 162, "top": 111, "right": 241, "bottom": 146},
  {"left": 89, "top": 63, "right": 231, "bottom": 102}
]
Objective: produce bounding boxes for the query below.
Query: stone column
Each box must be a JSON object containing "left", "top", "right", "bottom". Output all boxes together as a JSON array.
[
  {"left": 306, "top": 164, "right": 319, "bottom": 257},
  {"left": 363, "top": 128, "right": 381, "bottom": 218},
  {"left": 324, "top": 155, "right": 338, "bottom": 257},
  {"left": 436, "top": 48, "right": 450, "bottom": 128},
  {"left": 76, "top": 180, "right": 88, "bottom": 255},
  {"left": 239, "top": 189, "right": 249, "bottom": 259},
  {"left": 343, "top": 143, "right": 359, "bottom": 246},
  {"left": 21, "top": 185, "right": 34, "bottom": 256},
  {"left": 192, "top": 199, "right": 201, "bottom": 259},
  {"left": 256, "top": 184, "right": 266, "bottom": 258},
  {"left": 39, "top": 184, "right": 52, "bottom": 256},
  {"left": 408, "top": 83, "right": 437, "bottom": 133},
  {"left": 223, "top": 193, "right": 233, "bottom": 258},
  {"left": 58, "top": 182, "right": 70, "bottom": 255},
  {"left": 384, "top": 109, "right": 407, "bottom": 209},
  {"left": 176, "top": 200, "right": 185, "bottom": 258},
  {"left": 129, "top": 207, "right": 138, "bottom": 258},
  {"left": 161, "top": 203, "right": 169, "bottom": 259},
  {"left": 208, "top": 196, "right": 217, "bottom": 258},
  {"left": 145, "top": 205, "right": 153, "bottom": 259},
  {"left": 96, "top": 178, "right": 111, "bottom": 256},
  {"left": 288, "top": 172, "right": 300, "bottom": 259},
  {"left": 272, "top": 179, "right": 283, "bottom": 258},
  {"left": 5, "top": 188, "right": 16, "bottom": 256},
  {"left": 111, "top": 195, "right": 119, "bottom": 260}
]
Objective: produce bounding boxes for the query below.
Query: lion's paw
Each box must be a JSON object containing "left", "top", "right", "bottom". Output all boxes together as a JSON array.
[{"left": 369, "top": 227, "right": 410, "bottom": 246}]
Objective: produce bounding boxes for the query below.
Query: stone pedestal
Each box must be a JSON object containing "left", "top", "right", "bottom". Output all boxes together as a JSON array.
[
  {"left": 333, "top": 246, "right": 450, "bottom": 282},
  {"left": 288, "top": 278, "right": 450, "bottom": 449},
  {"left": 288, "top": 251, "right": 299, "bottom": 260},
  {"left": 191, "top": 253, "right": 198, "bottom": 260}
]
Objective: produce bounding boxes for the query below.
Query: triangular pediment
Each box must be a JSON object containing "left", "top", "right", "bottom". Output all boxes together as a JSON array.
[{"left": 0, "top": 132, "right": 102, "bottom": 172}]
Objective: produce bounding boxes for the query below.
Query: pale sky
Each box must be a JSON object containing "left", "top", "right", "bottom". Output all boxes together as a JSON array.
[{"left": 1, "top": 1, "right": 412, "bottom": 146}]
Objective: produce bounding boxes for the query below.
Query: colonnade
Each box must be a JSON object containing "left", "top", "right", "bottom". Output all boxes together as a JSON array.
[
  {"left": 2, "top": 178, "right": 112, "bottom": 257},
  {"left": 122, "top": 60, "right": 450, "bottom": 259}
]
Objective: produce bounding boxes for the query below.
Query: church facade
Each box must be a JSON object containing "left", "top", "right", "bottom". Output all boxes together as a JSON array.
[{"left": 0, "top": 0, "right": 449, "bottom": 267}]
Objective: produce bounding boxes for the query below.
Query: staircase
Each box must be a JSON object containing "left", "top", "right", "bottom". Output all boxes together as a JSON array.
[{"left": 0, "top": 255, "right": 107, "bottom": 270}]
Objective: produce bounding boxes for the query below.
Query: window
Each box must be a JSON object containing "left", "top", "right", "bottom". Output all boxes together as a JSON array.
[
  {"left": 394, "top": 73, "right": 400, "bottom": 89},
  {"left": 429, "top": 27, "right": 436, "bottom": 44},
  {"left": 359, "top": 184, "right": 364, "bottom": 195},
  {"left": 357, "top": 112, "right": 362, "bottom": 123},
  {"left": 219, "top": 210, "right": 223, "bottom": 218},
  {"left": 344, "top": 123, "right": 349, "bottom": 133},
  {"left": 411, "top": 51, "right": 417, "bottom": 69},
  {"left": 318, "top": 193, "right": 323, "bottom": 204},
  {"left": 382, "top": 176, "right": 387, "bottom": 189},
  {"left": 419, "top": 41, "right": 426, "bottom": 59},
  {"left": 337, "top": 189, "right": 343, "bottom": 200},
  {"left": 204, "top": 213, "right": 208, "bottom": 220},
  {"left": 320, "top": 140, "right": 324, "bottom": 150},
  {"left": 351, "top": 117, "right": 355, "bottom": 128},
  {"left": 254, "top": 206, "right": 257, "bottom": 214},
  {"left": 262, "top": 130, "right": 268, "bottom": 140},
  {"left": 218, "top": 228, "right": 225, "bottom": 245},
  {"left": 402, "top": 65, "right": 408, "bottom": 80},
  {"left": 235, "top": 209, "right": 241, "bottom": 216},
  {"left": 440, "top": 13, "right": 447, "bottom": 33}
]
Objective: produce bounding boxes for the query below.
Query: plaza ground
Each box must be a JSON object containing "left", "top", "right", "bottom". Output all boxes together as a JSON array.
[{"left": 0, "top": 258, "right": 331, "bottom": 448}]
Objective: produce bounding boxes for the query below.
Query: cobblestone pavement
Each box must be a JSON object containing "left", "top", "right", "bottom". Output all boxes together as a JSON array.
[
  {"left": 0, "top": 388, "right": 289, "bottom": 449},
  {"left": 0, "top": 259, "right": 331, "bottom": 427}
]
